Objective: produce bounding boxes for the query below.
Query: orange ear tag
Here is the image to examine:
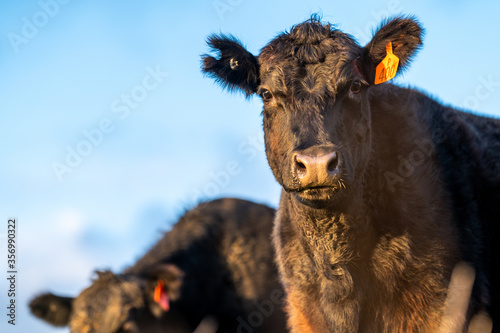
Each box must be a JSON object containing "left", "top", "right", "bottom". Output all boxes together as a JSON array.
[
  {"left": 374, "top": 42, "right": 399, "bottom": 85},
  {"left": 154, "top": 279, "right": 170, "bottom": 311}
]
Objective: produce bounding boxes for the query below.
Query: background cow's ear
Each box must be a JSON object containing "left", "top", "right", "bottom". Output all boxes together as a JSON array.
[
  {"left": 362, "top": 16, "right": 424, "bottom": 84},
  {"left": 201, "top": 34, "right": 259, "bottom": 97},
  {"left": 146, "top": 264, "right": 184, "bottom": 318},
  {"left": 29, "top": 293, "right": 73, "bottom": 327}
]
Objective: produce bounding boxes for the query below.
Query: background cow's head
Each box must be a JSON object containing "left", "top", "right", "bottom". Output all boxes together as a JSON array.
[
  {"left": 29, "top": 264, "right": 191, "bottom": 333},
  {"left": 202, "top": 16, "right": 423, "bottom": 208}
]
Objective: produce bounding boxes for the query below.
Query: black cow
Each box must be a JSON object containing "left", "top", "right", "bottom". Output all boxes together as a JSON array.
[
  {"left": 30, "top": 198, "right": 287, "bottom": 333},
  {"left": 202, "top": 15, "right": 500, "bottom": 332}
]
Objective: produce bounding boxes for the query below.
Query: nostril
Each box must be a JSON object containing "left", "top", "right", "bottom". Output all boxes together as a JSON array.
[
  {"left": 297, "top": 161, "right": 306, "bottom": 172},
  {"left": 327, "top": 153, "right": 338, "bottom": 174},
  {"left": 294, "top": 155, "right": 308, "bottom": 178}
]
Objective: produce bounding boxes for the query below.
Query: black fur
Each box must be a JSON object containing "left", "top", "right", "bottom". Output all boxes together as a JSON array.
[{"left": 202, "top": 34, "right": 260, "bottom": 96}]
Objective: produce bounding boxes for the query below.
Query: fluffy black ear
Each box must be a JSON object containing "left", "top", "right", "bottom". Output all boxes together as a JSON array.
[
  {"left": 362, "top": 16, "right": 424, "bottom": 84},
  {"left": 201, "top": 34, "right": 259, "bottom": 96},
  {"left": 145, "top": 264, "right": 184, "bottom": 318},
  {"left": 29, "top": 293, "right": 73, "bottom": 327}
]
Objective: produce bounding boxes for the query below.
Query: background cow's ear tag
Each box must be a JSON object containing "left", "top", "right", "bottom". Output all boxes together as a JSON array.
[
  {"left": 374, "top": 42, "right": 399, "bottom": 85},
  {"left": 153, "top": 279, "right": 170, "bottom": 311}
]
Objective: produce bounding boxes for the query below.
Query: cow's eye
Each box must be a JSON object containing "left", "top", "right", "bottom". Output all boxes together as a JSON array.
[
  {"left": 350, "top": 80, "right": 362, "bottom": 94},
  {"left": 260, "top": 89, "right": 273, "bottom": 102}
]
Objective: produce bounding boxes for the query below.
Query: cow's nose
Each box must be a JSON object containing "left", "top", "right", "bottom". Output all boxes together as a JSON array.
[{"left": 293, "top": 149, "right": 339, "bottom": 188}]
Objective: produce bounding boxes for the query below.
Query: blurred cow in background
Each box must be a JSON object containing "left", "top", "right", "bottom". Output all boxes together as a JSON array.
[{"left": 30, "top": 198, "right": 287, "bottom": 333}]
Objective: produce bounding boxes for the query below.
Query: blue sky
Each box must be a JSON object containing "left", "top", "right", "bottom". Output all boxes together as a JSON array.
[{"left": 1, "top": 1, "right": 499, "bottom": 332}]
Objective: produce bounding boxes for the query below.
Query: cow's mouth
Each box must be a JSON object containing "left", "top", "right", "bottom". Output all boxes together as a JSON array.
[{"left": 293, "top": 186, "right": 343, "bottom": 207}]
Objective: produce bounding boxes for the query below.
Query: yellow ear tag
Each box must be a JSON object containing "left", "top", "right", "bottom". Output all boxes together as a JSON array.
[{"left": 374, "top": 42, "right": 399, "bottom": 85}]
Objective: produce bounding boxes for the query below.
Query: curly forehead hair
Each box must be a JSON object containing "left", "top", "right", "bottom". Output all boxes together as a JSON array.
[{"left": 259, "top": 15, "right": 359, "bottom": 66}]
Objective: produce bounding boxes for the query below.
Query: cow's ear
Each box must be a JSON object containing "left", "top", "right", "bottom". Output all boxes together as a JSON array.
[
  {"left": 145, "top": 264, "right": 184, "bottom": 318},
  {"left": 29, "top": 293, "right": 74, "bottom": 327},
  {"left": 201, "top": 34, "right": 259, "bottom": 96},
  {"left": 362, "top": 16, "right": 424, "bottom": 84}
]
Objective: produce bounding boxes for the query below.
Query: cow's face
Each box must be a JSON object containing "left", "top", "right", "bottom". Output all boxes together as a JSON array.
[
  {"left": 30, "top": 265, "right": 191, "bottom": 333},
  {"left": 257, "top": 25, "right": 370, "bottom": 207},
  {"left": 203, "top": 16, "right": 423, "bottom": 207}
]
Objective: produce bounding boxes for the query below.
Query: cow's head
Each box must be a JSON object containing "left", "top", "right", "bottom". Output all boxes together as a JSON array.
[
  {"left": 29, "top": 264, "right": 191, "bottom": 333},
  {"left": 202, "top": 16, "right": 423, "bottom": 208}
]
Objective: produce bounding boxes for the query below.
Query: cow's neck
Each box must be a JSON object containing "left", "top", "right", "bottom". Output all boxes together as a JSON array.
[{"left": 283, "top": 189, "right": 376, "bottom": 272}]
